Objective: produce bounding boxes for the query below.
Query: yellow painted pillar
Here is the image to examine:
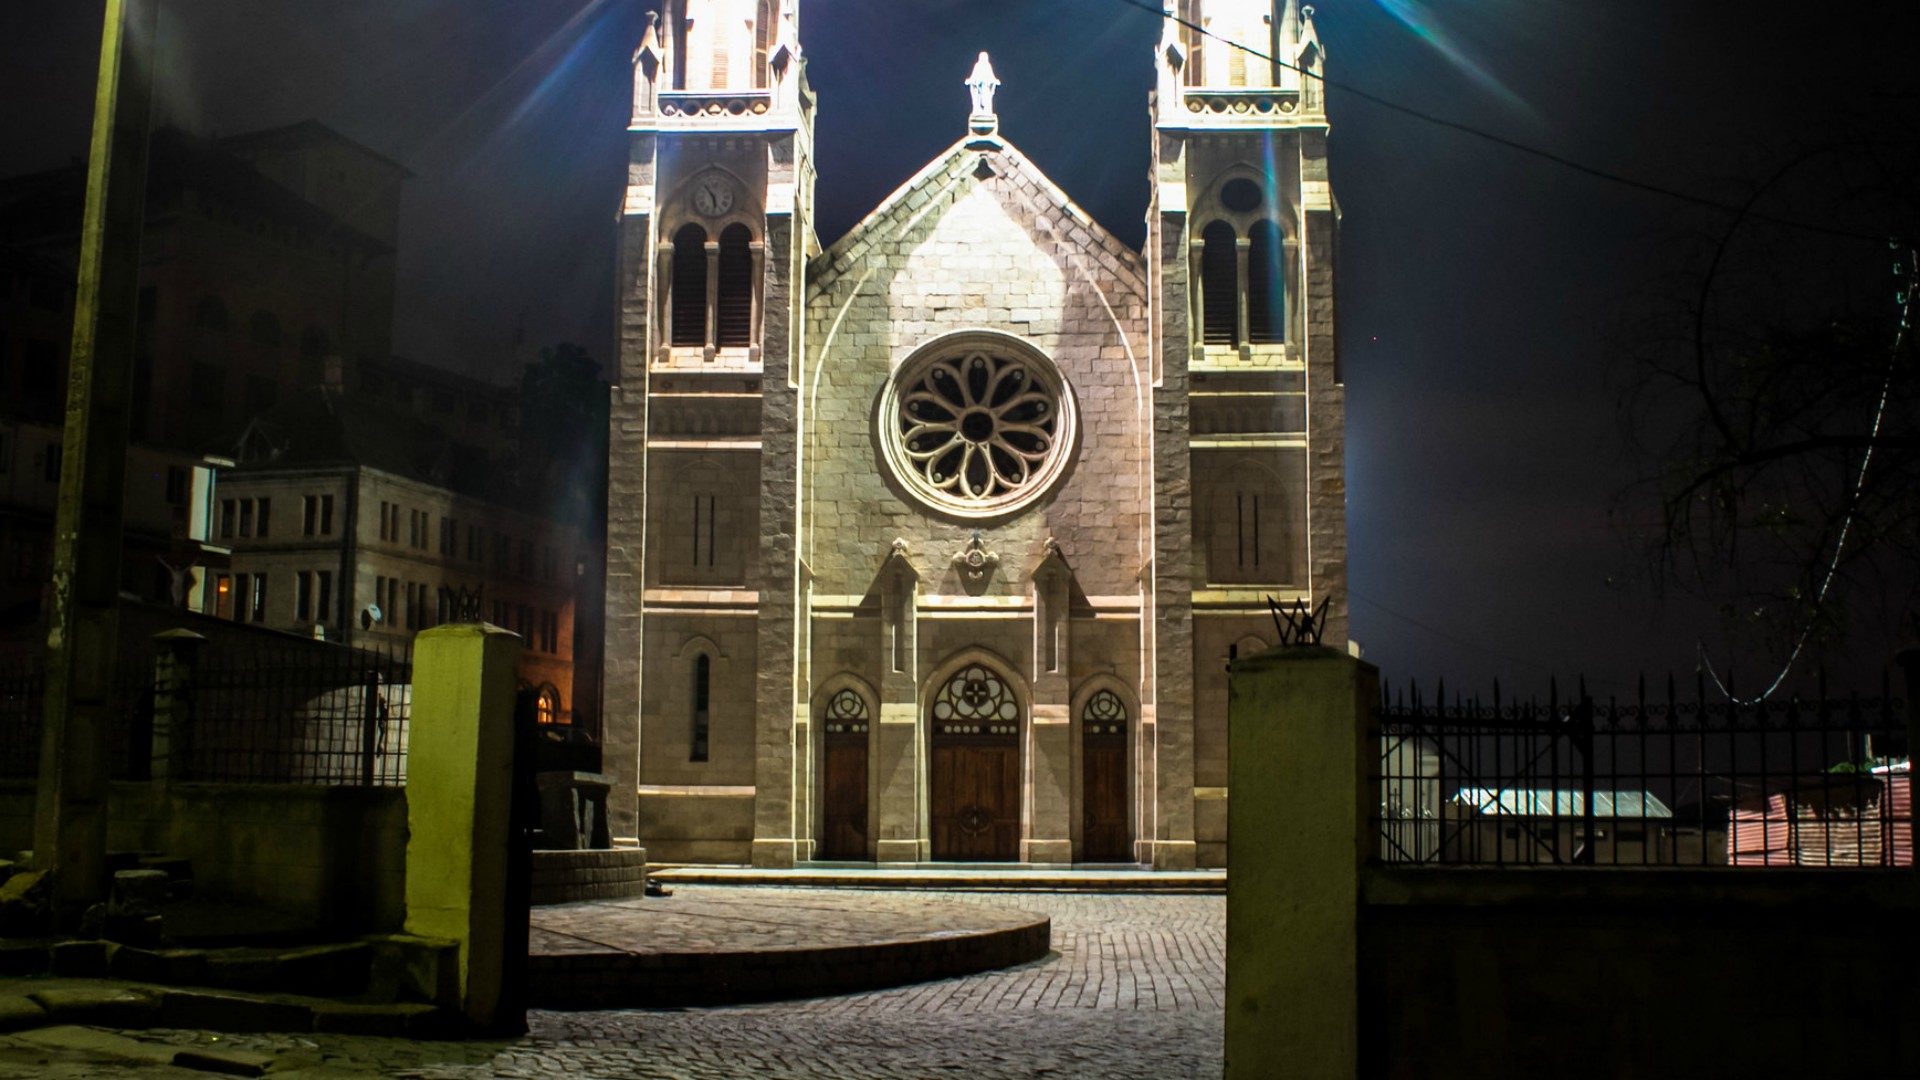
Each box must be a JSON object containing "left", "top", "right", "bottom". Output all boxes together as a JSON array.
[
  {"left": 1225, "top": 646, "right": 1376, "bottom": 1080},
  {"left": 404, "top": 623, "right": 523, "bottom": 1029}
]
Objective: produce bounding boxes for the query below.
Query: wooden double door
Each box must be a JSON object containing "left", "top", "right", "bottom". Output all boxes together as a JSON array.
[
  {"left": 930, "top": 727, "right": 1022, "bottom": 861},
  {"left": 928, "top": 662, "right": 1024, "bottom": 861}
]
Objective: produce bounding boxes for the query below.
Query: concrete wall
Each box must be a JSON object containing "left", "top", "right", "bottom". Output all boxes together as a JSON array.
[
  {"left": 0, "top": 780, "right": 407, "bottom": 933},
  {"left": 1360, "top": 871, "right": 1920, "bottom": 1079}
]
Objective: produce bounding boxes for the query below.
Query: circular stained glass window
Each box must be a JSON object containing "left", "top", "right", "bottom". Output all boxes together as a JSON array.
[{"left": 880, "top": 333, "right": 1077, "bottom": 519}]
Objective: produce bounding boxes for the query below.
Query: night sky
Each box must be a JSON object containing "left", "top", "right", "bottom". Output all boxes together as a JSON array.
[{"left": 4, "top": 1, "right": 1916, "bottom": 695}]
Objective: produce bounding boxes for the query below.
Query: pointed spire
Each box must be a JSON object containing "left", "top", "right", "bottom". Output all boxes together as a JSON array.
[{"left": 966, "top": 52, "right": 1001, "bottom": 136}]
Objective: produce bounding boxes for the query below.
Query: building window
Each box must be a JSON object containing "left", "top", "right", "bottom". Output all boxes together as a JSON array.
[
  {"left": 931, "top": 663, "right": 1019, "bottom": 735},
  {"left": 296, "top": 571, "right": 313, "bottom": 621},
  {"left": 691, "top": 653, "right": 711, "bottom": 763},
  {"left": 1247, "top": 219, "right": 1286, "bottom": 344},
  {"left": 220, "top": 499, "right": 235, "bottom": 539},
  {"left": 1200, "top": 220, "right": 1240, "bottom": 347},
  {"left": 239, "top": 500, "right": 254, "bottom": 538},
  {"left": 439, "top": 517, "right": 456, "bottom": 557},
  {"left": 880, "top": 335, "right": 1078, "bottom": 518},
  {"left": 256, "top": 497, "right": 271, "bottom": 538},
  {"left": 536, "top": 685, "right": 561, "bottom": 726},
  {"left": 493, "top": 534, "right": 510, "bottom": 573},
  {"left": 1082, "top": 687, "right": 1128, "bottom": 736},
  {"left": 716, "top": 224, "right": 755, "bottom": 348},
  {"left": 669, "top": 224, "right": 709, "bottom": 347},
  {"left": 690, "top": 495, "right": 716, "bottom": 566}
]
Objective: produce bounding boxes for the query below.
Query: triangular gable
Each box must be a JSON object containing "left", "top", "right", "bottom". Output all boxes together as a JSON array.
[{"left": 813, "top": 135, "right": 1146, "bottom": 298}]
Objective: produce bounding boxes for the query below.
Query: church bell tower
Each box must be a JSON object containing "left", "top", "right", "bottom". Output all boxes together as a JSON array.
[
  {"left": 604, "top": 1, "right": 816, "bottom": 851},
  {"left": 1149, "top": 0, "right": 1347, "bottom": 867}
]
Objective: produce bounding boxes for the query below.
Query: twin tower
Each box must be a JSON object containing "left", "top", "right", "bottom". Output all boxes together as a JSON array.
[{"left": 603, "top": 1, "right": 1347, "bottom": 870}]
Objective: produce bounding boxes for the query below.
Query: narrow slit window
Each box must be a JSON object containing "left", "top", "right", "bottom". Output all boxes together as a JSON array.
[{"left": 691, "top": 654, "right": 711, "bottom": 762}]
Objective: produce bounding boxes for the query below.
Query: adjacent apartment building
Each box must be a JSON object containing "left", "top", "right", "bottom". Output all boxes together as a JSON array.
[{"left": 213, "top": 376, "right": 589, "bottom": 721}]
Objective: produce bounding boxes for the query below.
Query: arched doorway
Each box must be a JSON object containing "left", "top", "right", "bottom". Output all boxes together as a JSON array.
[
  {"left": 1080, "top": 687, "right": 1132, "bottom": 862},
  {"left": 928, "top": 661, "right": 1022, "bottom": 861},
  {"left": 817, "top": 687, "right": 871, "bottom": 860}
]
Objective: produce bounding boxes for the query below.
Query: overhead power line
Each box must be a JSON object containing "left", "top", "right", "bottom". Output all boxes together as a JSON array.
[{"left": 1108, "top": 0, "right": 1890, "bottom": 245}]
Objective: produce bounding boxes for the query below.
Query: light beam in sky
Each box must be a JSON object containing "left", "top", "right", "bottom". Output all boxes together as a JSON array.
[{"left": 1370, "top": 0, "right": 1534, "bottom": 117}]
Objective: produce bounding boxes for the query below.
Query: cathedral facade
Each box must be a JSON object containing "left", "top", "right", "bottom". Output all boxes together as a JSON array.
[{"left": 603, "top": 0, "right": 1347, "bottom": 869}]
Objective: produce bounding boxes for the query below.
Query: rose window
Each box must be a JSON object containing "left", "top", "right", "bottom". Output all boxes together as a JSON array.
[{"left": 881, "top": 335, "right": 1077, "bottom": 519}]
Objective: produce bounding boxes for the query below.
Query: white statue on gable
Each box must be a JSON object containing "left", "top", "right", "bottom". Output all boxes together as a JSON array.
[{"left": 966, "top": 52, "right": 1001, "bottom": 119}]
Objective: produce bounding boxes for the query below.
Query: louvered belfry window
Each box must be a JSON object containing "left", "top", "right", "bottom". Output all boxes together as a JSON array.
[
  {"left": 1248, "top": 219, "right": 1286, "bottom": 344},
  {"left": 1200, "top": 220, "right": 1240, "bottom": 347},
  {"left": 670, "top": 224, "right": 708, "bottom": 347},
  {"left": 715, "top": 224, "right": 755, "bottom": 349}
]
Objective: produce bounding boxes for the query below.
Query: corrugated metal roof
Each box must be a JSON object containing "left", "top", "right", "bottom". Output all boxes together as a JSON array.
[{"left": 1452, "top": 788, "right": 1675, "bottom": 820}]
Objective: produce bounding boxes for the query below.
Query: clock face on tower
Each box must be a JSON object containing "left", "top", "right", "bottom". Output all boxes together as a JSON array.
[{"left": 692, "top": 177, "right": 735, "bottom": 217}]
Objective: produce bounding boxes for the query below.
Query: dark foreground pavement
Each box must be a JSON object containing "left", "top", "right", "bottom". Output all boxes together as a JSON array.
[{"left": 0, "top": 888, "right": 1225, "bottom": 1079}]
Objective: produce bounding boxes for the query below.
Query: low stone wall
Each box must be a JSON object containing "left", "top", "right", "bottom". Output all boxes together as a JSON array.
[
  {"left": 1359, "top": 870, "right": 1920, "bottom": 1078},
  {"left": 531, "top": 848, "right": 648, "bottom": 905},
  {"left": 0, "top": 780, "right": 407, "bottom": 933}
]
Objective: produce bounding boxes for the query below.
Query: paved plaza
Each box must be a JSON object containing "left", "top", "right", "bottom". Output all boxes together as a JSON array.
[{"left": 0, "top": 887, "right": 1225, "bottom": 1078}]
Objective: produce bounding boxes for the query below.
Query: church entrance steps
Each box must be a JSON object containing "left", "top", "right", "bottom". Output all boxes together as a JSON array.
[
  {"left": 528, "top": 886, "right": 1050, "bottom": 1008},
  {"left": 646, "top": 864, "right": 1227, "bottom": 894}
]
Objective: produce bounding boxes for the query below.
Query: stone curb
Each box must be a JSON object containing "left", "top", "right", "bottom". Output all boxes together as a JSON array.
[{"left": 529, "top": 915, "right": 1052, "bottom": 1009}]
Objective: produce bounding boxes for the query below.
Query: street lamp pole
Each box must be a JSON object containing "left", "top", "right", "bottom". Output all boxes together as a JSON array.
[{"left": 33, "top": 0, "right": 159, "bottom": 917}]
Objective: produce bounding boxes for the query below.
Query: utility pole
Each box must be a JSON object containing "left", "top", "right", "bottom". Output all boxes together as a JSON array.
[{"left": 34, "top": 0, "right": 158, "bottom": 916}]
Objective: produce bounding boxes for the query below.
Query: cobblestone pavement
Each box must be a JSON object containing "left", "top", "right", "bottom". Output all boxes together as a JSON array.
[{"left": 51, "top": 888, "right": 1225, "bottom": 1079}]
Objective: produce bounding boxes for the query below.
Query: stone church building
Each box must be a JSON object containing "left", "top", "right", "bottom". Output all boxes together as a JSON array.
[{"left": 603, "top": 0, "right": 1347, "bottom": 869}]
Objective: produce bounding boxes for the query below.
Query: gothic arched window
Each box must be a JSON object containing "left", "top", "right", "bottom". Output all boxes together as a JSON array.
[
  {"left": 1179, "top": 0, "right": 1205, "bottom": 87},
  {"left": 754, "top": 0, "right": 776, "bottom": 89},
  {"left": 1200, "top": 221, "right": 1240, "bottom": 347},
  {"left": 715, "top": 224, "right": 755, "bottom": 349},
  {"left": 690, "top": 652, "right": 712, "bottom": 762},
  {"left": 670, "top": 223, "right": 709, "bottom": 348},
  {"left": 1248, "top": 219, "right": 1286, "bottom": 344}
]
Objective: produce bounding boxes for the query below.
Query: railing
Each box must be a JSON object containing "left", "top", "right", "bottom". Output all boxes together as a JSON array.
[
  {"left": 185, "top": 644, "right": 412, "bottom": 786},
  {"left": 0, "top": 638, "right": 411, "bottom": 787},
  {"left": 1374, "top": 673, "right": 1913, "bottom": 868},
  {"left": 0, "top": 657, "right": 42, "bottom": 780}
]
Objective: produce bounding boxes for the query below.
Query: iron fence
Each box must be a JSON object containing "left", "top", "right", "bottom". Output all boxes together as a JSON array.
[
  {"left": 0, "top": 657, "right": 42, "bottom": 780},
  {"left": 185, "top": 644, "right": 412, "bottom": 786},
  {"left": 1374, "top": 673, "right": 1913, "bottom": 869}
]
